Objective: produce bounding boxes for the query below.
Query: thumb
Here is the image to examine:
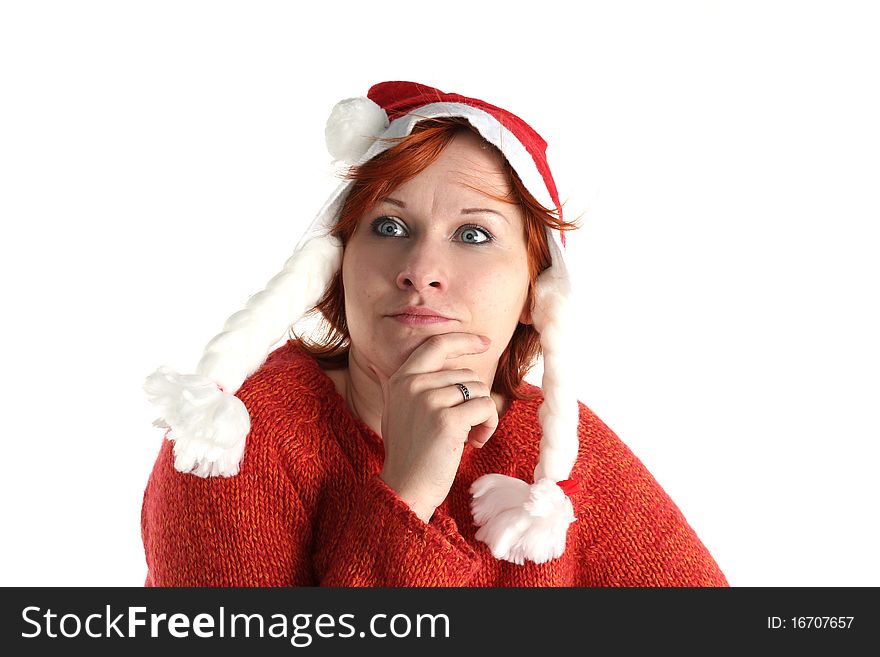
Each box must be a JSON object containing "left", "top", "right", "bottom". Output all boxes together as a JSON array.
[{"left": 466, "top": 421, "right": 497, "bottom": 449}]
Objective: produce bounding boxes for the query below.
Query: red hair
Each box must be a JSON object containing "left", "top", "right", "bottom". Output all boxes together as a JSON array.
[{"left": 293, "top": 117, "right": 578, "bottom": 399}]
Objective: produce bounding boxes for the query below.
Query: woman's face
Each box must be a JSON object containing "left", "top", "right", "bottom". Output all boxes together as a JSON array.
[{"left": 342, "top": 130, "right": 531, "bottom": 383}]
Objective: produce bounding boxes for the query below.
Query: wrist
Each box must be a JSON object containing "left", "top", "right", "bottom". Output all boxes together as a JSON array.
[{"left": 379, "top": 473, "right": 437, "bottom": 523}]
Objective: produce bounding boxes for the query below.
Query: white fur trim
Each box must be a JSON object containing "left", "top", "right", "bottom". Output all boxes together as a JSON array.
[
  {"left": 470, "top": 476, "right": 576, "bottom": 565},
  {"left": 144, "top": 366, "right": 250, "bottom": 477},
  {"left": 324, "top": 97, "right": 389, "bottom": 163}
]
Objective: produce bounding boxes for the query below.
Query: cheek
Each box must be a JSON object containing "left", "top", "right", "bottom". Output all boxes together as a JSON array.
[
  {"left": 464, "top": 260, "right": 530, "bottom": 321},
  {"left": 342, "top": 250, "right": 379, "bottom": 305},
  {"left": 341, "top": 248, "right": 396, "bottom": 336}
]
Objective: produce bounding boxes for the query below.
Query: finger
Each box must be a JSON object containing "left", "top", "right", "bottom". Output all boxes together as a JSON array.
[
  {"left": 465, "top": 392, "right": 499, "bottom": 448},
  {"left": 424, "top": 380, "right": 490, "bottom": 408},
  {"left": 467, "top": 422, "right": 496, "bottom": 449},
  {"left": 404, "top": 368, "right": 481, "bottom": 394},
  {"left": 467, "top": 405, "right": 499, "bottom": 448},
  {"left": 399, "top": 333, "right": 491, "bottom": 377},
  {"left": 440, "top": 396, "right": 498, "bottom": 443}
]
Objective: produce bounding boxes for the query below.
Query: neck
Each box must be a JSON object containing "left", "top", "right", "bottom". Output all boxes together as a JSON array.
[{"left": 344, "top": 350, "right": 385, "bottom": 438}]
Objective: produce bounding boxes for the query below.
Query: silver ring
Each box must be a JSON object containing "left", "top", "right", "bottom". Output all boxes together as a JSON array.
[{"left": 456, "top": 383, "right": 470, "bottom": 402}]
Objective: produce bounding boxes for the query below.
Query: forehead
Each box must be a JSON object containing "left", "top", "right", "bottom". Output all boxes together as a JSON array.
[{"left": 393, "top": 130, "right": 513, "bottom": 202}]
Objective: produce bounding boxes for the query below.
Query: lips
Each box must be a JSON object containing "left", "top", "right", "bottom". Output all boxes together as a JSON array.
[
  {"left": 388, "top": 305, "right": 455, "bottom": 326},
  {"left": 388, "top": 306, "right": 453, "bottom": 321}
]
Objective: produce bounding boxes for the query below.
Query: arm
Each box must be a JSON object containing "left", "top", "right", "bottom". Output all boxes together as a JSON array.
[
  {"left": 307, "top": 332, "right": 490, "bottom": 586},
  {"left": 142, "top": 392, "right": 482, "bottom": 587},
  {"left": 141, "top": 439, "right": 482, "bottom": 587},
  {"left": 315, "top": 475, "right": 481, "bottom": 587},
  {"left": 141, "top": 436, "right": 313, "bottom": 586}
]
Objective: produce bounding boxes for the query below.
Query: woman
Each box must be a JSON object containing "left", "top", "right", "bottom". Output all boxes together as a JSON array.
[{"left": 142, "top": 81, "right": 728, "bottom": 586}]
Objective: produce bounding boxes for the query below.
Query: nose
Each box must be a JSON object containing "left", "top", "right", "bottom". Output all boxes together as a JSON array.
[{"left": 395, "top": 242, "right": 447, "bottom": 292}]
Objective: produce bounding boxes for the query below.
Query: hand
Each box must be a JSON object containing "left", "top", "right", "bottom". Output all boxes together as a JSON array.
[{"left": 370, "top": 333, "right": 500, "bottom": 523}]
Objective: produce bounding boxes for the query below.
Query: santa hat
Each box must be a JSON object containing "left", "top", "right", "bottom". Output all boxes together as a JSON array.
[{"left": 144, "top": 81, "right": 580, "bottom": 566}]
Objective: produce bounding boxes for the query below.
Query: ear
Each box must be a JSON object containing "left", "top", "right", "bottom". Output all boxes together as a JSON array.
[{"left": 519, "top": 302, "right": 533, "bottom": 326}]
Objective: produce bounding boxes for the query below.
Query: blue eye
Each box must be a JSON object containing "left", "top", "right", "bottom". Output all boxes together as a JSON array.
[
  {"left": 371, "top": 216, "right": 407, "bottom": 238},
  {"left": 457, "top": 224, "right": 493, "bottom": 245}
]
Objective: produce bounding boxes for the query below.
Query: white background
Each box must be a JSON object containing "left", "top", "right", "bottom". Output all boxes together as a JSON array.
[{"left": 1, "top": 0, "right": 877, "bottom": 587}]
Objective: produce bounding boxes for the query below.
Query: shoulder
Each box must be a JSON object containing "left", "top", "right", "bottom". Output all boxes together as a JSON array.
[
  {"left": 496, "top": 385, "right": 626, "bottom": 473},
  {"left": 575, "top": 401, "right": 637, "bottom": 467},
  {"left": 236, "top": 339, "right": 335, "bottom": 420},
  {"left": 233, "top": 340, "right": 340, "bottom": 471},
  {"left": 502, "top": 383, "right": 624, "bottom": 457},
  {"left": 571, "top": 400, "right": 663, "bottom": 496},
  {"left": 506, "top": 388, "right": 665, "bottom": 496},
  {"left": 567, "top": 401, "right": 728, "bottom": 585},
  {"left": 238, "top": 338, "right": 329, "bottom": 392}
]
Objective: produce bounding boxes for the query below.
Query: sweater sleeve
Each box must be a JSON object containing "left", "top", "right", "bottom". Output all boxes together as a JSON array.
[
  {"left": 141, "top": 433, "right": 314, "bottom": 586},
  {"left": 315, "top": 475, "right": 481, "bottom": 587},
  {"left": 142, "top": 363, "right": 482, "bottom": 587},
  {"left": 575, "top": 407, "right": 729, "bottom": 587}
]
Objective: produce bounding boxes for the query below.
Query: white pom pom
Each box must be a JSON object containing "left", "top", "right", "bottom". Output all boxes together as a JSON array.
[
  {"left": 470, "top": 475, "right": 576, "bottom": 565},
  {"left": 324, "top": 97, "right": 389, "bottom": 163},
  {"left": 144, "top": 366, "right": 250, "bottom": 478}
]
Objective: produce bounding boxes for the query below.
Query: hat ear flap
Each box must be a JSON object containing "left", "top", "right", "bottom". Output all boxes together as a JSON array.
[
  {"left": 530, "top": 263, "right": 579, "bottom": 482},
  {"left": 145, "top": 233, "right": 343, "bottom": 477},
  {"left": 197, "top": 234, "right": 343, "bottom": 392},
  {"left": 469, "top": 259, "right": 581, "bottom": 564}
]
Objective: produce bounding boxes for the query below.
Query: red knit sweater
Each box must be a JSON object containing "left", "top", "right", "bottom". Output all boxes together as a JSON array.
[{"left": 141, "top": 340, "right": 728, "bottom": 587}]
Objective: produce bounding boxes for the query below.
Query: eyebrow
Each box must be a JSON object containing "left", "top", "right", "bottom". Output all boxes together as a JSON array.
[{"left": 381, "top": 197, "right": 510, "bottom": 224}]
